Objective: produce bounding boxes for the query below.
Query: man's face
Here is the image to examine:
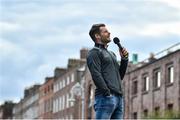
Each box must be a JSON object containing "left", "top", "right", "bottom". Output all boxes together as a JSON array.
[{"left": 99, "top": 26, "right": 111, "bottom": 44}]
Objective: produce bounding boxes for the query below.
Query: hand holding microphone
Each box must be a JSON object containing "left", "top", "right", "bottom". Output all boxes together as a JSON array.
[{"left": 113, "top": 37, "right": 129, "bottom": 59}]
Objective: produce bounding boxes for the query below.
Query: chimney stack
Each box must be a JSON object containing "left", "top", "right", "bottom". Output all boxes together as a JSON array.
[
  {"left": 148, "top": 52, "right": 156, "bottom": 62},
  {"left": 80, "top": 48, "right": 89, "bottom": 59},
  {"left": 54, "top": 67, "right": 67, "bottom": 79}
]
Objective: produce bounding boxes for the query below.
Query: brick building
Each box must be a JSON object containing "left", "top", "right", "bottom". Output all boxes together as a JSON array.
[
  {"left": 13, "top": 84, "right": 40, "bottom": 119},
  {"left": 83, "top": 43, "right": 180, "bottom": 119},
  {"left": 12, "top": 100, "right": 23, "bottom": 119},
  {"left": 52, "top": 65, "right": 86, "bottom": 119},
  {"left": 52, "top": 48, "right": 88, "bottom": 119},
  {"left": 123, "top": 44, "right": 180, "bottom": 119},
  {"left": 12, "top": 48, "right": 88, "bottom": 119},
  {"left": 11, "top": 45, "right": 179, "bottom": 119},
  {"left": 84, "top": 68, "right": 96, "bottom": 119},
  {"left": 0, "top": 101, "right": 15, "bottom": 119},
  {"left": 38, "top": 77, "right": 54, "bottom": 119}
]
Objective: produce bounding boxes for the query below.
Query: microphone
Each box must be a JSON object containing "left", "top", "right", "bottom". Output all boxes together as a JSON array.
[
  {"left": 113, "top": 37, "right": 128, "bottom": 58},
  {"left": 113, "top": 37, "right": 123, "bottom": 50}
]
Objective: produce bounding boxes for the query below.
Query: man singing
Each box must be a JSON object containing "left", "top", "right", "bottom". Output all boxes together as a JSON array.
[{"left": 86, "top": 23, "right": 128, "bottom": 119}]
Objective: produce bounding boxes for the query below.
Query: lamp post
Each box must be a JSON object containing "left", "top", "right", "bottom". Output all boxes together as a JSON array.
[{"left": 68, "top": 65, "right": 85, "bottom": 119}]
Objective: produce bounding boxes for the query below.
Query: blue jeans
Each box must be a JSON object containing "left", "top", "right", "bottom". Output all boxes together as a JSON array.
[{"left": 94, "top": 94, "right": 124, "bottom": 119}]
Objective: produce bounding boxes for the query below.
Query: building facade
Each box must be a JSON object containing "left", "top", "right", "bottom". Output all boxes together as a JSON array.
[
  {"left": 52, "top": 64, "right": 86, "bottom": 119},
  {"left": 38, "top": 77, "right": 54, "bottom": 119},
  {"left": 0, "top": 101, "right": 15, "bottom": 119},
  {"left": 13, "top": 85, "right": 40, "bottom": 119},
  {"left": 52, "top": 48, "right": 87, "bottom": 119},
  {"left": 12, "top": 48, "right": 88, "bottom": 119},
  {"left": 12, "top": 100, "right": 23, "bottom": 119},
  {"left": 123, "top": 48, "right": 180, "bottom": 119},
  {"left": 84, "top": 68, "right": 96, "bottom": 119},
  {"left": 83, "top": 44, "right": 180, "bottom": 119}
]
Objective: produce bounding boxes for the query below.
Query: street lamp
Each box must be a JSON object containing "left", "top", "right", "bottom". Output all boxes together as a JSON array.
[{"left": 68, "top": 65, "right": 85, "bottom": 119}]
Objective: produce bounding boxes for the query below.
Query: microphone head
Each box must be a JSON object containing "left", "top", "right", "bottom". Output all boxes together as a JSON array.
[{"left": 113, "top": 37, "right": 120, "bottom": 44}]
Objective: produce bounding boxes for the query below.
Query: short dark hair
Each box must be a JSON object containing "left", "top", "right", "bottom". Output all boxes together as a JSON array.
[{"left": 89, "top": 23, "right": 105, "bottom": 42}]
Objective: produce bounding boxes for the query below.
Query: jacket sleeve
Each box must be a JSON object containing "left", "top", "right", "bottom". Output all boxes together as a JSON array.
[
  {"left": 119, "top": 58, "right": 128, "bottom": 80},
  {"left": 87, "top": 51, "right": 110, "bottom": 96},
  {"left": 110, "top": 51, "right": 128, "bottom": 80}
]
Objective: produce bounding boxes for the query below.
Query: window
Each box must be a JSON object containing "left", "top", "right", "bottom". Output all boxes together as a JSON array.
[
  {"left": 53, "top": 99, "right": 56, "bottom": 112},
  {"left": 44, "top": 100, "right": 47, "bottom": 113},
  {"left": 54, "top": 83, "right": 58, "bottom": 92},
  {"left": 59, "top": 81, "right": 62, "bottom": 89},
  {"left": 58, "top": 81, "right": 60, "bottom": 90},
  {"left": 62, "top": 95, "right": 65, "bottom": 109},
  {"left": 133, "top": 112, "right": 137, "bottom": 119},
  {"left": 51, "top": 84, "right": 53, "bottom": 91},
  {"left": 46, "top": 100, "right": 50, "bottom": 112},
  {"left": 57, "top": 97, "right": 61, "bottom": 112},
  {"left": 53, "top": 99, "right": 55, "bottom": 113},
  {"left": 48, "top": 99, "right": 51, "bottom": 112},
  {"left": 142, "top": 76, "right": 149, "bottom": 92},
  {"left": 56, "top": 98, "right": 59, "bottom": 112},
  {"left": 70, "top": 98, "right": 74, "bottom": 107},
  {"left": 143, "top": 109, "right": 148, "bottom": 118},
  {"left": 67, "top": 76, "right": 70, "bottom": 85},
  {"left": 154, "top": 106, "right": 160, "bottom": 117},
  {"left": 57, "top": 82, "right": 59, "bottom": 91},
  {"left": 167, "top": 66, "right": 174, "bottom": 83},
  {"left": 58, "top": 97, "right": 61, "bottom": 111},
  {"left": 66, "top": 94, "right": 69, "bottom": 108},
  {"left": 167, "top": 104, "right": 173, "bottom": 110},
  {"left": 167, "top": 104, "right": 173, "bottom": 115},
  {"left": 167, "top": 104, "right": 173, "bottom": 116},
  {"left": 132, "top": 80, "right": 138, "bottom": 95},
  {"left": 70, "top": 114, "right": 73, "bottom": 119},
  {"left": 63, "top": 80, "right": 65, "bottom": 88},
  {"left": 42, "top": 89, "right": 45, "bottom": 96},
  {"left": 61, "top": 96, "right": 63, "bottom": 110},
  {"left": 53, "top": 84, "right": 56, "bottom": 93},
  {"left": 50, "top": 98, "right": 53, "bottom": 111},
  {"left": 64, "top": 95, "right": 66, "bottom": 109},
  {"left": 44, "top": 88, "right": 47, "bottom": 95},
  {"left": 71, "top": 73, "right": 74, "bottom": 82},
  {"left": 154, "top": 70, "right": 161, "bottom": 88},
  {"left": 48, "top": 85, "right": 50, "bottom": 93}
]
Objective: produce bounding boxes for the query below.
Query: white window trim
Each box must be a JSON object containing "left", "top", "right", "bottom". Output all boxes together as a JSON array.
[
  {"left": 71, "top": 73, "right": 74, "bottom": 82},
  {"left": 170, "top": 67, "right": 174, "bottom": 83},
  {"left": 157, "top": 71, "right": 161, "bottom": 87},
  {"left": 145, "top": 76, "right": 149, "bottom": 91}
]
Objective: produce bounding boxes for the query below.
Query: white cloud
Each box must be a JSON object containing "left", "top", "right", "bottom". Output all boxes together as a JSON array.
[
  {"left": 109, "top": 21, "right": 180, "bottom": 38},
  {"left": 109, "top": 24, "right": 140, "bottom": 38},
  {"left": 0, "top": 21, "right": 21, "bottom": 32},
  {"left": 139, "top": 22, "right": 180, "bottom": 36},
  {"left": 36, "top": 64, "right": 54, "bottom": 78},
  {"left": 0, "top": 38, "right": 22, "bottom": 58},
  {"left": 157, "top": 0, "right": 180, "bottom": 10},
  {"left": 0, "top": 38, "right": 37, "bottom": 65}
]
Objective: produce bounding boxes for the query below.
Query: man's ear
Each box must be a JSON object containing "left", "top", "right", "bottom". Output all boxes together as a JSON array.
[{"left": 95, "top": 33, "right": 100, "bottom": 39}]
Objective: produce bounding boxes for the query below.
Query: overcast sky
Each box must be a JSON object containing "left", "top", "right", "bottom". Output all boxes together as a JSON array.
[{"left": 0, "top": 0, "right": 180, "bottom": 104}]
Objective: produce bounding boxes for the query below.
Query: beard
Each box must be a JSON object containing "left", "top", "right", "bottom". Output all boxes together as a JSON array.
[{"left": 101, "top": 37, "right": 111, "bottom": 44}]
